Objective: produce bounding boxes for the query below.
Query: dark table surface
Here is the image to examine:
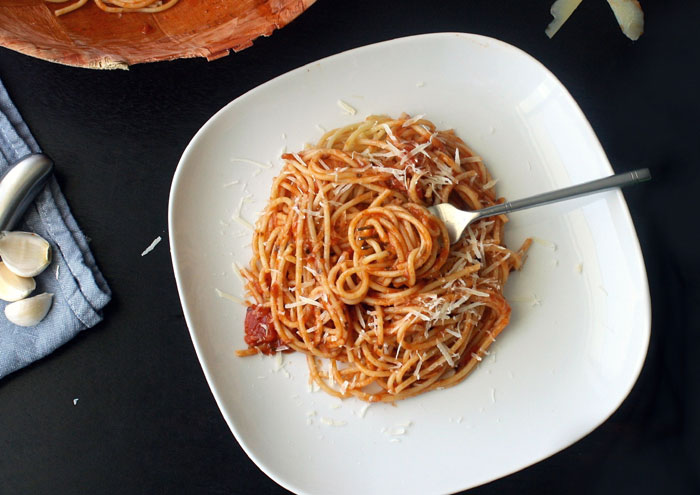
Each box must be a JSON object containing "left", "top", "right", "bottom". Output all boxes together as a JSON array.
[{"left": 1, "top": 1, "right": 698, "bottom": 494}]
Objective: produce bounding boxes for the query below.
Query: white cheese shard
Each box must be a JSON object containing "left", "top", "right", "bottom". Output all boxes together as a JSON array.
[
  {"left": 230, "top": 157, "right": 272, "bottom": 169},
  {"left": 607, "top": 0, "right": 644, "bottom": 40},
  {"left": 215, "top": 288, "right": 245, "bottom": 305},
  {"left": 532, "top": 237, "right": 557, "bottom": 251},
  {"left": 284, "top": 295, "right": 323, "bottom": 309},
  {"left": 437, "top": 342, "right": 454, "bottom": 367},
  {"left": 232, "top": 216, "right": 254, "bottom": 231},
  {"left": 337, "top": 100, "right": 357, "bottom": 115},
  {"left": 545, "top": 0, "right": 583, "bottom": 38},
  {"left": 482, "top": 178, "right": 499, "bottom": 190},
  {"left": 141, "top": 236, "right": 162, "bottom": 256},
  {"left": 320, "top": 417, "right": 347, "bottom": 427}
]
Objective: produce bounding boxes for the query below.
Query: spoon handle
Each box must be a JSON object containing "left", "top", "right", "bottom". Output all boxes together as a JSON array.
[{"left": 474, "top": 168, "right": 651, "bottom": 220}]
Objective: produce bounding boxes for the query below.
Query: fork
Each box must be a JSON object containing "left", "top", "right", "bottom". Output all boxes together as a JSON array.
[{"left": 428, "top": 168, "right": 651, "bottom": 244}]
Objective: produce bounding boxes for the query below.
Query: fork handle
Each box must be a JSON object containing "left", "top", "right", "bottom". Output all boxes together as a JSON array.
[{"left": 474, "top": 168, "right": 651, "bottom": 219}]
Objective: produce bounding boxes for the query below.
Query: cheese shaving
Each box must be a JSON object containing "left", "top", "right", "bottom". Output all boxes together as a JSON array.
[
  {"left": 320, "top": 417, "right": 347, "bottom": 427},
  {"left": 285, "top": 295, "right": 324, "bottom": 309},
  {"left": 533, "top": 237, "right": 557, "bottom": 250},
  {"left": 437, "top": 342, "right": 455, "bottom": 367},
  {"left": 215, "top": 288, "right": 245, "bottom": 305},
  {"left": 230, "top": 157, "right": 272, "bottom": 169},
  {"left": 336, "top": 100, "right": 357, "bottom": 115},
  {"left": 141, "top": 236, "right": 162, "bottom": 256}
]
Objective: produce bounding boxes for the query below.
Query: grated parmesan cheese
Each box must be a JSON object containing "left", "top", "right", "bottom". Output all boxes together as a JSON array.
[
  {"left": 336, "top": 100, "right": 357, "bottom": 115},
  {"left": 284, "top": 295, "right": 324, "bottom": 309},
  {"left": 482, "top": 178, "right": 499, "bottom": 189},
  {"left": 230, "top": 157, "right": 272, "bottom": 169},
  {"left": 437, "top": 342, "right": 454, "bottom": 367},
  {"left": 533, "top": 237, "right": 557, "bottom": 250},
  {"left": 215, "top": 288, "right": 245, "bottom": 305},
  {"left": 141, "top": 236, "right": 162, "bottom": 256},
  {"left": 320, "top": 417, "right": 347, "bottom": 427}
]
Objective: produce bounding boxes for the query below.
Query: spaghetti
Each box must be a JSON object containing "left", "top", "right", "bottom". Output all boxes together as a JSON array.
[
  {"left": 238, "top": 114, "right": 530, "bottom": 402},
  {"left": 45, "top": 0, "right": 178, "bottom": 16}
]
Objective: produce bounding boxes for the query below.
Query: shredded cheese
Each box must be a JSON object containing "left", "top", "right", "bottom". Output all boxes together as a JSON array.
[
  {"left": 320, "top": 417, "right": 347, "bottom": 427},
  {"left": 215, "top": 288, "right": 245, "bottom": 305},
  {"left": 437, "top": 342, "right": 455, "bottom": 367},
  {"left": 230, "top": 157, "right": 272, "bottom": 169},
  {"left": 141, "top": 236, "right": 162, "bottom": 256},
  {"left": 336, "top": 100, "right": 357, "bottom": 115}
]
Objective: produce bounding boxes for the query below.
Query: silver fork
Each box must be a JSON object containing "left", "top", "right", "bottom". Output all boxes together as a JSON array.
[{"left": 428, "top": 168, "right": 651, "bottom": 244}]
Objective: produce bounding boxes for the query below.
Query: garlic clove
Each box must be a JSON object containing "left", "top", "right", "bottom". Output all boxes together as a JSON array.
[
  {"left": 545, "top": 0, "right": 583, "bottom": 39},
  {"left": 0, "top": 231, "right": 51, "bottom": 277},
  {"left": 606, "top": 0, "right": 644, "bottom": 41},
  {"left": 0, "top": 261, "right": 35, "bottom": 301},
  {"left": 5, "top": 292, "right": 53, "bottom": 327}
]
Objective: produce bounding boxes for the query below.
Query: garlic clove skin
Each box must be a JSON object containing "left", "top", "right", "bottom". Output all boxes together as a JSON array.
[
  {"left": 0, "top": 261, "right": 35, "bottom": 302},
  {"left": 0, "top": 231, "right": 51, "bottom": 277},
  {"left": 5, "top": 292, "right": 53, "bottom": 327}
]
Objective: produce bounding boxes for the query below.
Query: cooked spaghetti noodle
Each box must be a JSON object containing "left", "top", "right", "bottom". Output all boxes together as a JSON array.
[
  {"left": 45, "top": 0, "right": 178, "bottom": 16},
  {"left": 238, "top": 114, "right": 530, "bottom": 402}
]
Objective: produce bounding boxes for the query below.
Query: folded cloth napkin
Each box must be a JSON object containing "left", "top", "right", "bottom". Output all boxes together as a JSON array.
[{"left": 0, "top": 79, "right": 111, "bottom": 379}]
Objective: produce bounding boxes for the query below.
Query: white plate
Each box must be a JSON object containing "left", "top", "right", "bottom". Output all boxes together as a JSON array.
[{"left": 169, "top": 33, "right": 650, "bottom": 495}]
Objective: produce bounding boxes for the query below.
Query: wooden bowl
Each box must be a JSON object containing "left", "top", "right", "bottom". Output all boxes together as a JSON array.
[{"left": 0, "top": 0, "right": 316, "bottom": 69}]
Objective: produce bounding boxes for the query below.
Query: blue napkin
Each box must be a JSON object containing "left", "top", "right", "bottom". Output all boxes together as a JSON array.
[{"left": 0, "top": 79, "right": 111, "bottom": 379}]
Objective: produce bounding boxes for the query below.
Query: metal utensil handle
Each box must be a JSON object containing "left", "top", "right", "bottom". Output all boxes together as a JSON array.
[{"left": 474, "top": 168, "right": 651, "bottom": 219}]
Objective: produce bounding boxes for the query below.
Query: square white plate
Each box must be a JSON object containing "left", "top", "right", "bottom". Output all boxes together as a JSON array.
[{"left": 169, "top": 33, "right": 650, "bottom": 495}]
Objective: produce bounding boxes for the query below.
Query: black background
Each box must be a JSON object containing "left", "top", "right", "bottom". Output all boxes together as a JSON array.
[{"left": 1, "top": 1, "right": 699, "bottom": 494}]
